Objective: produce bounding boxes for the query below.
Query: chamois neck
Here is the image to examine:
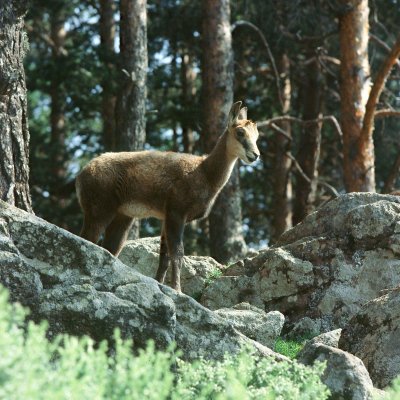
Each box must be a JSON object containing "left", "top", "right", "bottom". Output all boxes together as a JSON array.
[{"left": 201, "top": 130, "right": 238, "bottom": 189}]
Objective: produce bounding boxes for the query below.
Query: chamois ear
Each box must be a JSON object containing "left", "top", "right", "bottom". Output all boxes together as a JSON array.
[
  {"left": 228, "top": 101, "right": 242, "bottom": 126},
  {"left": 238, "top": 106, "right": 247, "bottom": 121}
]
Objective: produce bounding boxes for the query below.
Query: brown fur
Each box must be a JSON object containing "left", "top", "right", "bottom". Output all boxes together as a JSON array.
[{"left": 76, "top": 101, "right": 259, "bottom": 291}]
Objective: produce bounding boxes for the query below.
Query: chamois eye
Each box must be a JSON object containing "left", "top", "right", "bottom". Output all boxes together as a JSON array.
[{"left": 236, "top": 129, "right": 245, "bottom": 138}]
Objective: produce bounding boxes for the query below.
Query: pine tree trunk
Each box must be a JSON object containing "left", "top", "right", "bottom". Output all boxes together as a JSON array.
[
  {"left": 116, "top": 0, "right": 147, "bottom": 238},
  {"left": 50, "top": 9, "right": 66, "bottom": 183},
  {"left": 100, "top": 0, "right": 116, "bottom": 151},
  {"left": 271, "top": 54, "right": 292, "bottom": 241},
  {"left": 202, "top": 0, "right": 247, "bottom": 263},
  {"left": 0, "top": 1, "right": 32, "bottom": 212},
  {"left": 293, "top": 56, "right": 323, "bottom": 224},
  {"left": 339, "top": 0, "right": 374, "bottom": 192},
  {"left": 181, "top": 52, "right": 196, "bottom": 154}
]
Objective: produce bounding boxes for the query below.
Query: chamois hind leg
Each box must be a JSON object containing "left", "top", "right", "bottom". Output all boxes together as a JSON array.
[
  {"left": 80, "top": 213, "right": 113, "bottom": 245},
  {"left": 155, "top": 224, "right": 169, "bottom": 284},
  {"left": 102, "top": 213, "right": 134, "bottom": 256},
  {"left": 164, "top": 209, "right": 185, "bottom": 292}
]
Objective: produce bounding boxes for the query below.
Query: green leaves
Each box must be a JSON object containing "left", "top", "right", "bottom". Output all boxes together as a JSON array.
[{"left": 0, "top": 285, "right": 332, "bottom": 399}]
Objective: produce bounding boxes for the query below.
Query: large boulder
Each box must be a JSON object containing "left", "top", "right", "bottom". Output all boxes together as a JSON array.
[
  {"left": 0, "top": 200, "right": 284, "bottom": 361},
  {"left": 119, "top": 237, "right": 224, "bottom": 299},
  {"left": 214, "top": 303, "right": 284, "bottom": 348},
  {"left": 339, "top": 286, "right": 400, "bottom": 389},
  {"left": 201, "top": 193, "right": 400, "bottom": 335},
  {"left": 297, "top": 343, "right": 375, "bottom": 400}
]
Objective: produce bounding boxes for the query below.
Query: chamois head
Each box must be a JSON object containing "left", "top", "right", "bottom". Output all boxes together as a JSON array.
[{"left": 227, "top": 101, "right": 260, "bottom": 164}]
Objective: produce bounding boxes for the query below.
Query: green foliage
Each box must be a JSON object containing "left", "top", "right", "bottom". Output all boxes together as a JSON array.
[
  {"left": 174, "top": 350, "right": 330, "bottom": 400},
  {"left": 274, "top": 337, "right": 305, "bottom": 359},
  {"left": 387, "top": 376, "right": 400, "bottom": 400},
  {"left": 205, "top": 267, "right": 223, "bottom": 285},
  {"left": 0, "top": 285, "right": 330, "bottom": 400}
]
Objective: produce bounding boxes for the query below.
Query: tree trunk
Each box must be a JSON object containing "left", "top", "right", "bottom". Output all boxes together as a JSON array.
[
  {"left": 271, "top": 54, "right": 292, "bottom": 241},
  {"left": 50, "top": 9, "right": 66, "bottom": 182},
  {"left": 0, "top": 1, "right": 32, "bottom": 212},
  {"left": 293, "top": 56, "right": 323, "bottom": 224},
  {"left": 339, "top": 0, "right": 374, "bottom": 192},
  {"left": 116, "top": 0, "right": 147, "bottom": 238},
  {"left": 100, "top": 0, "right": 117, "bottom": 151},
  {"left": 181, "top": 51, "right": 196, "bottom": 154},
  {"left": 202, "top": 0, "right": 247, "bottom": 263}
]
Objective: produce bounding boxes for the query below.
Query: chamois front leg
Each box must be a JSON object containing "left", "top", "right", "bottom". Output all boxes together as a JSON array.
[
  {"left": 155, "top": 224, "right": 169, "bottom": 284},
  {"left": 164, "top": 209, "right": 185, "bottom": 292}
]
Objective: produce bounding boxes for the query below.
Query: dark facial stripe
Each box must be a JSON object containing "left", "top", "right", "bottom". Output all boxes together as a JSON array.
[{"left": 237, "top": 134, "right": 250, "bottom": 151}]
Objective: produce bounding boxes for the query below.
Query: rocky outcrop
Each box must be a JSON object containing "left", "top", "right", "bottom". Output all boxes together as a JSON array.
[
  {"left": 0, "top": 200, "right": 284, "bottom": 361},
  {"left": 339, "top": 286, "right": 400, "bottom": 389},
  {"left": 201, "top": 193, "right": 400, "bottom": 336},
  {"left": 307, "top": 329, "right": 342, "bottom": 348},
  {"left": 297, "top": 343, "right": 375, "bottom": 400},
  {"left": 214, "top": 303, "right": 284, "bottom": 348},
  {"left": 119, "top": 237, "right": 224, "bottom": 299}
]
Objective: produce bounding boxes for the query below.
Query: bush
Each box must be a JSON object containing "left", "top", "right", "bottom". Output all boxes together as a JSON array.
[
  {"left": 0, "top": 286, "right": 331, "bottom": 399},
  {"left": 274, "top": 337, "right": 305, "bottom": 359},
  {"left": 387, "top": 376, "right": 400, "bottom": 400}
]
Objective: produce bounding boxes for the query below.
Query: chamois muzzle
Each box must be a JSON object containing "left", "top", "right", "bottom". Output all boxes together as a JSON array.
[{"left": 247, "top": 151, "right": 259, "bottom": 163}]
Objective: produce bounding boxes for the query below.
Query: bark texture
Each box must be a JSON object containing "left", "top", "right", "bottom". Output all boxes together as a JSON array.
[
  {"left": 202, "top": 0, "right": 247, "bottom": 263},
  {"left": 116, "top": 0, "right": 147, "bottom": 238},
  {"left": 293, "top": 57, "right": 323, "bottom": 224},
  {"left": 50, "top": 9, "right": 66, "bottom": 181},
  {"left": 181, "top": 52, "right": 196, "bottom": 154},
  {"left": 0, "top": 1, "right": 32, "bottom": 212},
  {"left": 339, "top": 0, "right": 373, "bottom": 192},
  {"left": 271, "top": 54, "right": 292, "bottom": 241},
  {"left": 100, "top": 0, "right": 117, "bottom": 151}
]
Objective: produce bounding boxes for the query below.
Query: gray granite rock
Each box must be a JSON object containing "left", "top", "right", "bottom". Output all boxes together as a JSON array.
[
  {"left": 297, "top": 343, "right": 375, "bottom": 400},
  {"left": 0, "top": 200, "right": 284, "bottom": 361},
  {"left": 339, "top": 286, "right": 400, "bottom": 389},
  {"left": 201, "top": 194, "right": 400, "bottom": 337},
  {"left": 215, "top": 303, "right": 284, "bottom": 348}
]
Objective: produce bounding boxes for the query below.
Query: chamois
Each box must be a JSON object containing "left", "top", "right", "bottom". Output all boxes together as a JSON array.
[{"left": 76, "top": 101, "right": 260, "bottom": 291}]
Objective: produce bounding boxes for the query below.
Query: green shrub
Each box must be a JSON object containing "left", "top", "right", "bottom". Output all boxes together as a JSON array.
[
  {"left": 205, "top": 267, "right": 223, "bottom": 285},
  {"left": 0, "top": 287, "right": 330, "bottom": 399},
  {"left": 387, "top": 376, "right": 400, "bottom": 400},
  {"left": 274, "top": 337, "right": 305, "bottom": 359}
]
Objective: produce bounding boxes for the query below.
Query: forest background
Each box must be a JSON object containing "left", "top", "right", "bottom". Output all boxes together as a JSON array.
[{"left": 3, "top": 0, "right": 400, "bottom": 264}]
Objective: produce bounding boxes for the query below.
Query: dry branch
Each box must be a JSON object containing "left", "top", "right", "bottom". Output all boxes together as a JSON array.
[
  {"left": 232, "top": 20, "right": 283, "bottom": 110},
  {"left": 258, "top": 115, "right": 343, "bottom": 144},
  {"left": 370, "top": 34, "right": 400, "bottom": 70},
  {"left": 361, "top": 35, "right": 400, "bottom": 142},
  {"left": 375, "top": 109, "right": 400, "bottom": 119},
  {"left": 285, "top": 152, "right": 311, "bottom": 184}
]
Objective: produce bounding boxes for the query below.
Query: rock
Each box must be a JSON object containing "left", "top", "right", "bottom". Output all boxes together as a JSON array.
[
  {"left": 297, "top": 343, "right": 375, "bottom": 400},
  {"left": 119, "top": 237, "right": 225, "bottom": 299},
  {"left": 0, "top": 200, "right": 285, "bottom": 361},
  {"left": 339, "top": 286, "right": 400, "bottom": 389},
  {"left": 201, "top": 193, "right": 400, "bottom": 335},
  {"left": 307, "top": 329, "right": 342, "bottom": 348},
  {"left": 214, "top": 303, "right": 284, "bottom": 348},
  {"left": 287, "top": 317, "right": 322, "bottom": 339}
]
